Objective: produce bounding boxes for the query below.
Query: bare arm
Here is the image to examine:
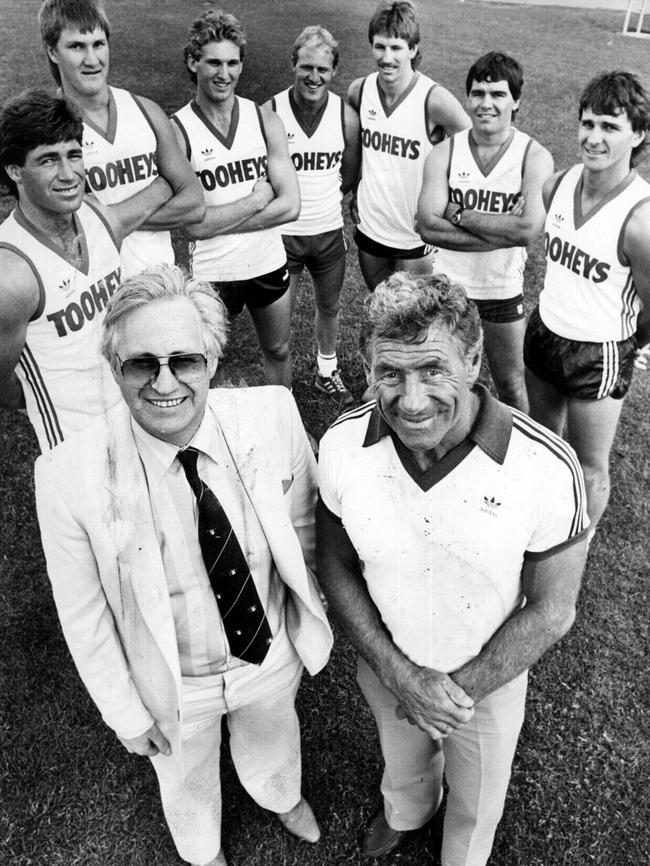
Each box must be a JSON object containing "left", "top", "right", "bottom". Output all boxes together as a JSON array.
[
  {"left": 622, "top": 198, "right": 650, "bottom": 350},
  {"left": 346, "top": 78, "right": 365, "bottom": 223},
  {"left": 0, "top": 251, "right": 40, "bottom": 409},
  {"left": 134, "top": 96, "right": 205, "bottom": 230},
  {"left": 417, "top": 141, "right": 496, "bottom": 250},
  {"left": 454, "top": 141, "right": 554, "bottom": 246},
  {"left": 171, "top": 121, "right": 274, "bottom": 239},
  {"left": 99, "top": 176, "right": 173, "bottom": 246},
  {"left": 451, "top": 537, "right": 587, "bottom": 703},
  {"left": 316, "top": 501, "right": 474, "bottom": 738},
  {"left": 232, "top": 108, "right": 300, "bottom": 233},
  {"left": 426, "top": 84, "right": 471, "bottom": 142},
  {"left": 341, "top": 102, "right": 361, "bottom": 195}
]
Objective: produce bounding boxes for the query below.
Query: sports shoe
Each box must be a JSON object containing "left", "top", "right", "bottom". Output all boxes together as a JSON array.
[{"left": 315, "top": 369, "right": 353, "bottom": 405}]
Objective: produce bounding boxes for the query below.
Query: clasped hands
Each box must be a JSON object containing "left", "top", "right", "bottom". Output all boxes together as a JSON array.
[{"left": 393, "top": 666, "right": 475, "bottom": 741}]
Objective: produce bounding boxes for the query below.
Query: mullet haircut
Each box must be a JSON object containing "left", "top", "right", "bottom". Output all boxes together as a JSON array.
[{"left": 38, "top": 0, "right": 110, "bottom": 85}]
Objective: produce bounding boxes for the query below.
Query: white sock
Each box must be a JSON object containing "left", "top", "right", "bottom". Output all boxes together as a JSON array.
[{"left": 317, "top": 352, "right": 337, "bottom": 377}]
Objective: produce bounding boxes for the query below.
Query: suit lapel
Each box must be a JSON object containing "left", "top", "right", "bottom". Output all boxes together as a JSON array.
[{"left": 101, "top": 407, "right": 181, "bottom": 683}]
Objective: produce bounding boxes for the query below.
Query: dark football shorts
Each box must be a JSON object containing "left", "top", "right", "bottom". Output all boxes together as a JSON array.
[
  {"left": 524, "top": 306, "right": 637, "bottom": 400},
  {"left": 354, "top": 227, "right": 433, "bottom": 261},
  {"left": 210, "top": 263, "right": 290, "bottom": 315},
  {"left": 472, "top": 294, "right": 525, "bottom": 324},
  {"left": 282, "top": 228, "right": 347, "bottom": 276}
]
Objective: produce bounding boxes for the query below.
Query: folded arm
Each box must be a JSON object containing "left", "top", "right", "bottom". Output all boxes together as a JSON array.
[{"left": 132, "top": 96, "right": 205, "bottom": 230}]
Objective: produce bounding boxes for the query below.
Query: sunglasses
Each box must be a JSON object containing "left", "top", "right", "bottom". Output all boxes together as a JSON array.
[{"left": 117, "top": 353, "right": 208, "bottom": 387}]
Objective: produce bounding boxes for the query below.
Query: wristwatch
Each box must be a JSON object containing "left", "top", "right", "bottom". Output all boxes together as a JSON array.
[{"left": 451, "top": 206, "right": 465, "bottom": 226}]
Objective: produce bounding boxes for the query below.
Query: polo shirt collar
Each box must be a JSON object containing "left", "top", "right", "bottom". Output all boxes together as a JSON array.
[{"left": 362, "top": 384, "right": 512, "bottom": 465}]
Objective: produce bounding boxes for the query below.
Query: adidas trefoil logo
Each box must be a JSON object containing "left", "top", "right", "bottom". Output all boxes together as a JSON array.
[
  {"left": 552, "top": 213, "right": 564, "bottom": 228},
  {"left": 458, "top": 170, "right": 470, "bottom": 179},
  {"left": 287, "top": 132, "right": 295, "bottom": 142},
  {"left": 480, "top": 495, "right": 501, "bottom": 516},
  {"left": 368, "top": 108, "right": 377, "bottom": 119},
  {"left": 201, "top": 147, "right": 213, "bottom": 158},
  {"left": 83, "top": 139, "right": 94, "bottom": 149},
  {"left": 58, "top": 277, "right": 71, "bottom": 292}
]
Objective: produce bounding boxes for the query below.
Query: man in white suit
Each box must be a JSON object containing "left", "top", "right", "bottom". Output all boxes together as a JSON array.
[{"left": 34, "top": 264, "right": 332, "bottom": 866}]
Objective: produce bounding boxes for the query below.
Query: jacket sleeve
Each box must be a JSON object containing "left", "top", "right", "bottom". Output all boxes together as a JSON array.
[
  {"left": 34, "top": 456, "right": 154, "bottom": 740},
  {"left": 284, "top": 390, "right": 318, "bottom": 574}
]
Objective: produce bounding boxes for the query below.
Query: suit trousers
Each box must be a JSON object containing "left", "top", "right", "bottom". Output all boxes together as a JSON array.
[
  {"left": 357, "top": 657, "right": 528, "bottom": 866},
  {"left": 150, "top": 657, "right": 303, "bottom": 865}
]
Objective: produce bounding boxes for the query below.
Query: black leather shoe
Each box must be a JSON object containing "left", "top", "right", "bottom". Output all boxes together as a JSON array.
[{"left": 362, "top": 809, "right": 407, "bottom": 857}]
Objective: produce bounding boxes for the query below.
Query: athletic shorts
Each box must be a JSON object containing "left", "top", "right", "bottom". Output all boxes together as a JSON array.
[
  {"left": 210, "top": 263, "right": 289, "bottom": 316},
  {"left": 472, "top": 294, "right": 524, "bottom": 324},
  {"left": 354, "top": 227, "right": 433, "bottom": 261},
  {"left": 282, "top": 228, "right": 347, "bottom": 276},
  {"left": 524, "top": 307, "right": 636, "bottom": 401}
]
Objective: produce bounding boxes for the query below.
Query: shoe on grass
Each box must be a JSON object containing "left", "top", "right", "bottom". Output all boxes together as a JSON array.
[
  {"left": 362, "top": 809, "right": 407, "bottom": 857},
  {"left": 277, "top": 797, "right": 321, "bottom": 843},
  {"left": 315, "top": 369, "right": 353, "bottom": 405}
]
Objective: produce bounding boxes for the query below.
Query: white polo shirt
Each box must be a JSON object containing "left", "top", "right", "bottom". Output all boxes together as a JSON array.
[{"left": 318, "top": 387, "right": 588, "bottom": 673}]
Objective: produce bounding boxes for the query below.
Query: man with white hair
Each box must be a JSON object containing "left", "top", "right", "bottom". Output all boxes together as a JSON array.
[{"left": 35, "top": 264, "right": 332, "bottom": 866}]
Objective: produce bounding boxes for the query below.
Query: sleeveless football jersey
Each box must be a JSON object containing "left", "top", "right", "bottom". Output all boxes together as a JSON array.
[
  {"left": 0, "top": 201, "right": 122, "bottom": 451},
  {"left": 434, "top": 128, "right": 531, "bottom": 300},
  {"left": 539, "top": 164, "right": 650, "bottom": 341},
  {"left": 272, "top": 88, "right": 344, "bottom": 235},
  {"left": 172, "top": 98, "right": 286, "bottom": 281},
  {"left": 82, "top": 86, "right": 173, "bottom": 277},
  {"left": 357, "top": 71, "right": 436, "bottom": 250}
]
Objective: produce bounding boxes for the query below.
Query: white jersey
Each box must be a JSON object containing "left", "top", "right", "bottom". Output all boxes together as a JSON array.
[
  {"left": 172, "top": 98, "right": 286, "bottom": 281},
  {"left": 272, "top": 88, "right": 344, "bottom": 235},
  {"left": 0, "top": 201, "right": 123, "bottom": 452},
  {"left": 539, "top": 164, "right": 650, "bottom": 342},
  {"left": 434, "top": 128, "right": 531, "bottom": 300},
  {"left": 82, "top": 86, "right": 173, "bottom": 277},
  {"left": 357, "top": 71, "right": 436, "bottom": 250}
]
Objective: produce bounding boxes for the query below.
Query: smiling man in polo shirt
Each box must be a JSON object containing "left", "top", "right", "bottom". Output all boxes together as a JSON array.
[{"left": 317, "top": 272, "right": 589, "bottom": 866}]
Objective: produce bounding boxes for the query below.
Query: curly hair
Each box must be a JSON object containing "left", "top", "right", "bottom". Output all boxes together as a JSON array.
[
  {"left": 359, "top": 272, "right": 482, "bottom": 364},
  {"left": 183, "top": 9, "right": 246, "bottom": 83}
]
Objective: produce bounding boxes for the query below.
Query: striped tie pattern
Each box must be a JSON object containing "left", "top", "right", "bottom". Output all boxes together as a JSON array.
[{"left": 177, "top": 447, "right": 272, "bottom": 665}]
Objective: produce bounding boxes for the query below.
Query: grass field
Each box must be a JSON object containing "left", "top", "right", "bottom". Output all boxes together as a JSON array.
[{"left": 1, "top": 1, "right": 649, "bottom": 864}]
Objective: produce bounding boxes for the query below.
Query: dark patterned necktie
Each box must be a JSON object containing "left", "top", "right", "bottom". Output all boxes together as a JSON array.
[{"left": 177, "top": 446, "right": 272, "bottom": 665}]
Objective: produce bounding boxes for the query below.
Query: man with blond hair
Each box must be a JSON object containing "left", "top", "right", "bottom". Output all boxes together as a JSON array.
[{"left": 266, "top": 25, "right": 360, "bottom": 404}]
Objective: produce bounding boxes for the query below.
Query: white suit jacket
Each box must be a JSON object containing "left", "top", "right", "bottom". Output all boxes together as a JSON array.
[{"left": 34, "top": 386, "right": 333, "bottom": 751}]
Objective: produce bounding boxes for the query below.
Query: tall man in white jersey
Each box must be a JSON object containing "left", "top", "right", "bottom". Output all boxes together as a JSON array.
[
  {"left": 0, "top": 89, "right": 172, "bottom": 451},
  {"left": 348, "top": 0, "right": 469, "bottom": 291},
  {"left": 172, "top": 9, "right": 300, "bottom": 389},
  {"left": 417, "top": 52, "right": 553, "bottom": 413},
  {"left": 266, "top": 26, "right": 360, "bottom": 404},
  {"left": 524, "top": 71, "right": 650, "bottom": 532},
  {"left": 38, "top": 0, "right": 205, "bottom": 278}
]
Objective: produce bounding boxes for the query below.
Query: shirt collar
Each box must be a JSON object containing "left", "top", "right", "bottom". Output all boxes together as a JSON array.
[
  {"left": 131, "top": 405, "right": 223, "bottom": 484},
  {"left": 362, "top": 384, "right": 512, "bottom": 465}
]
